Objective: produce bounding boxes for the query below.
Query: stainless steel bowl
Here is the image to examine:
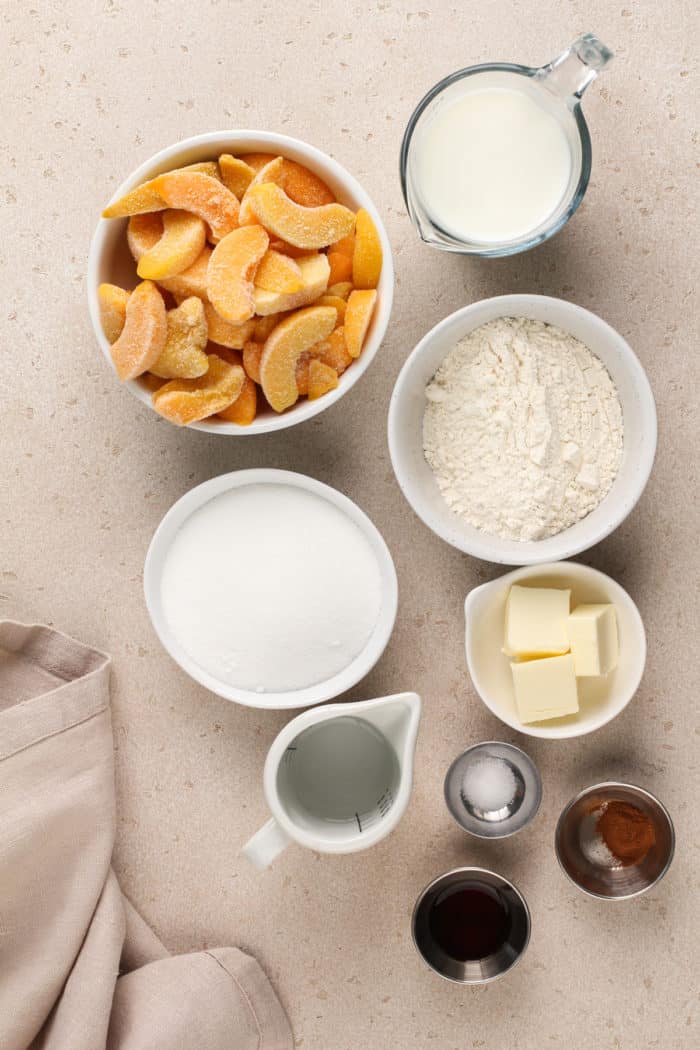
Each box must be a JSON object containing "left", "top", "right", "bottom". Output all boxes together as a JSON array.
[
  {"left": 411, "top": 867, "right": 531, "bottom": 984},
  {"left": 444, "top": 741, "right": 542, "bottom": 838},
  {"left": 555, "top": 781, "right": 675, "bottom": 900}
]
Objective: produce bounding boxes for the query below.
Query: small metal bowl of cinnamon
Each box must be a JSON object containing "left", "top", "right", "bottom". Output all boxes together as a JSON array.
[{"left": 555, "top": 782, "right": 675, "bottom": 900}]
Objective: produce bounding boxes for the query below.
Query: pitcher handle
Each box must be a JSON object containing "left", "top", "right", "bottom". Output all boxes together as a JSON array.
[
  {"left": 242, "top": 817, "right": 291, "bottom": 870},
  {"left": 535, "top": 33, "right": 613, "bottom": 102}
]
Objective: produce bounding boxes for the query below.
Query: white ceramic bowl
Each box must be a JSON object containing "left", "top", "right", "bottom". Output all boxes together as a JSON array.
[
  {"left": 464, "top": 561, "right": 646, "bottom": 739},
  {"left": 88, "top": 130, "right": 394, "bottom": 435},
  {"left": 388, "top": 295, "right": 656, "bottom": 564},
  {"left": 144, "top": 469, "right": 398, "bottom": 709}
]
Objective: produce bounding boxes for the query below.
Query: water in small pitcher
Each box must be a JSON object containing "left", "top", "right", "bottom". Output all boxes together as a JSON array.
[{"left": 282, "top": 716, "right": 399, "bottom": 830}]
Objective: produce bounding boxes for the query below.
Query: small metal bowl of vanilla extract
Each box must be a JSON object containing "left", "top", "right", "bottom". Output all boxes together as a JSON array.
[
  {"left": 411, "top": 867, "right": 531, "bottom": 984},
  {"left": 555, "top": 781, "right": 675, "bottom": 900}
]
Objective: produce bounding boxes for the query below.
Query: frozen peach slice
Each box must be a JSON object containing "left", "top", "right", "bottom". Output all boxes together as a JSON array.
[
  {"left": 294, "top": 351, "right": 313, "bottom": 396},
  {"left": 254, "top": 249, "right": 303, "bottom": 293},
  {"left": 316, "top": 294, "right": 346, "bottom": 325},
  {"left": 327, "top": 281, "right": 353, "bottom": 300},
  {"left": 152, "top": 355, "right": 245, "bottom": 425},
  {"left": 218, "top": 154, "right": 255, "bottom": 199},
  {"left": 352, "top": 208, "right": 383, "bottom": 289},
  {"left": 149, "top": 172, "right": 240, "bottom": 242},
  {"left": 103, "top": 181, "right": 166, "bottom": 218},
  {"left": 141, "top": 373, "right": 167, "bottom": 393},
  {"left": 204, "top": 344, "right": 239, "bottom": 366},
  {"left": 159, "top": 161, "right": 220, "bottom": 181},
  {"left": 240, "top": 159, "right": 335, "bottom": 214},
  {"left": 218, "top": 374, "right": 258, "bottom": 424},
  {"left": 203, "top": 301, "right": 256, "bottom": 349},
  {"left": 238, "top": 152, "right": 277, "bottom": 172},
  {"left": 344, "top": 289, "right": 377, "bottom": 358},
  {"left": 319, "top": 326, "right": 353, "bottom": 375},
  {"left": 184, "top": 161, "right": 221, "bottom": 180},
  {"left": 136, "top": 209, "right": 207, "bottom": 280},
  {"left": 260, "top": 305, "right": 336, "bottom": 412},
  {"left": 101, "top": 162, "right": 219, "bottom": 218},
  {"left": 246, "top": 183, "right": 354, "bottom": 249},
  {"left": 182, "top": 161, "right": 221, "bottom": 180},
  {"left": 269, "top": 238, "right": 310, "bottom": 259},
  {"left": 242, "top": 341, "right": 263, "bottom": 384},
  {"left": 281, "top": 160, "right": 335, "bottom": 207},
  {"left": 254, "top": 313, "right": 283, "bottom": 342},
  {"left": 207, "top": 225, "right": 269, "bottom": 323},
  {"left": 295, "top": 340, "right": 325, "bottom": 395},
  {"left": 98, "top": 283, "right": 129, "bottom": 343},
  {"left": 327, "top": 251, "right": 353, "bottom": 285},
  {"left": 158, "top": 246, "right": 211, "bottom": 300},
  {"left": 238, "top": 157, "right": 285, "bottom": 225},
  {"left": 330, "top": 232, "right": 355, "bottom": 257},
  {"left": 207, "top": 345, "right": 259, "bottom": 427},
  {"left": 253, "top": 253, "right": 330, "bottom": 316},
  {"left": 150, "top": 297, "right": 209, "bottom": 379},
  {"left": 110, "top": 280, "right": 167, "bottom": 381},
  {"left": 308, "top": 359, "right": 339, "bottom": 400},
  {"left": 127, "top": 213, "right": 163, "bottom": 261}
]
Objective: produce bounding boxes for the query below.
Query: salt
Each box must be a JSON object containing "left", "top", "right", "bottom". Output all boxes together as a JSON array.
[
  {"left": 461, "top": 757, "right": 517, "bottom": 814},
  {"left": 160, "top": 484, "right": 383, "bottom": 692}
]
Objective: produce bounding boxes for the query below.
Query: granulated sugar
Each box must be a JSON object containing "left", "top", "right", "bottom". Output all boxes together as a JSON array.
[{"left": 160, "top": 484, "right": 382, "bottom": 692}]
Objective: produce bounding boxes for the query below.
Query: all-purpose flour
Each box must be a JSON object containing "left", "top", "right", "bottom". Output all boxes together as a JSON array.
[
  {"left": 161, "top": 484, "right": 382, "bottom": 692},
  {"left": 423, "top": 318, "right": 624, "bottom": 541}
]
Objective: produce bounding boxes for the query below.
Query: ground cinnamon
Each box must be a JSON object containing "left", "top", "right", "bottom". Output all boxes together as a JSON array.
[{"left": 597, "top": 800, "right": 656, "bottom": 866}]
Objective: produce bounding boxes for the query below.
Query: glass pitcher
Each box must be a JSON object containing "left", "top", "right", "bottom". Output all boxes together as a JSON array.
[{"left": 400, "top": 34, "right": 613, "bottom": 256}]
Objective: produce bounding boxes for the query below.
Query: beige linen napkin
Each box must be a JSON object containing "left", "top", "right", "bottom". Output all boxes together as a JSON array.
[{"left": 0, "top": 621, "right": 293, "bottom": 1050}]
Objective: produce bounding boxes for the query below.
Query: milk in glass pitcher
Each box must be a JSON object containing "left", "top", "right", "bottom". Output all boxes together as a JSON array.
[{"left": 400, "top": 34, "right": 613, "bottom": 256}]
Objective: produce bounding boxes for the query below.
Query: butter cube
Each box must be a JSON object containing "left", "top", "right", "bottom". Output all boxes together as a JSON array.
[
  {"left": 511, "top": 654, "right": 579, "bottom": 724},
  {"left": 567, "top": 604, "right": 618, "bottom": 676},
  {"left": 504, "top": 585, "right": 571, "bottom": 658}
]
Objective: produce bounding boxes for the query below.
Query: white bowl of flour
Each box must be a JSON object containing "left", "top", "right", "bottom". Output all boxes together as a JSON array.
[
  {"left": 144, "top": 470, "right": 398, "bottom": 708},
  {"left": 388, "top": 295, "right": 656, "bottom": 564}
]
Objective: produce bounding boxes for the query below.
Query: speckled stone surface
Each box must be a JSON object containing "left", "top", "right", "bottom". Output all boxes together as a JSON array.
[{"left": 2, "top": 3, "right": 698, "bottom": 1048}]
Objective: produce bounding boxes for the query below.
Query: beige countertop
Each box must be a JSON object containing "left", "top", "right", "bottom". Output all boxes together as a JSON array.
[{"left": 3, "top": 2, "right": 698, "bottom": 1047}]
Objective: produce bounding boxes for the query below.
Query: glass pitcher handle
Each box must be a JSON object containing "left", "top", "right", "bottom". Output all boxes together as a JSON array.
[{"left": 535, "top": 33, "right": 613, "bottom": 101}]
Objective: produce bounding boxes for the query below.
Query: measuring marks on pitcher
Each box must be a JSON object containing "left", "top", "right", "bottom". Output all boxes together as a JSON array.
[{"left": 279, "top": 716, "right": 400, "bottom": 837}]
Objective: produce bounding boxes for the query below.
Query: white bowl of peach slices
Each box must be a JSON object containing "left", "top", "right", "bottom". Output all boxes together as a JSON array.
[{"left": 88, "top": 131, "right": 393, "bottom": 433}]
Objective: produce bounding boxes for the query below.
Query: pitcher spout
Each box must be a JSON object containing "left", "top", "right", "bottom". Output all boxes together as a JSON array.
[{"left": 360, "top": 691, "right": 422, "bottom": 770}]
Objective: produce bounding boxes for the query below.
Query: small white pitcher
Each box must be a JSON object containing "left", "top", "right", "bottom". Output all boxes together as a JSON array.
[{"left": 242, "top": 692, "right": 422, "bottom": 869}]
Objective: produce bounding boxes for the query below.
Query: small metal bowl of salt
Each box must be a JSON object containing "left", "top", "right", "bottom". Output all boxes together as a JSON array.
[{"left": 444, "top": 741, "right": 542, "bottom": 839}]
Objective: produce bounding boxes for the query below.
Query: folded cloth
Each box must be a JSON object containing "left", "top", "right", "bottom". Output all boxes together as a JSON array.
[{"left": 0, "top": 621, "right": 293, "bottom": 1050}]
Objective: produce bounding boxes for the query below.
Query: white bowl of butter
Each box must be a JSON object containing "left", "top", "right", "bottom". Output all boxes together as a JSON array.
[{"left": 464, "top": 561, "right": 646, "bottom": 739}]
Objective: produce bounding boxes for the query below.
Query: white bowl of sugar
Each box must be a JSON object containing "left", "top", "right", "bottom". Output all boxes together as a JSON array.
[
  {"left": 388, "top": 294, "right": 657, "bottom": 565},
  {"left": 144, "top": 469, "right": 398, "bottom": 709}
]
